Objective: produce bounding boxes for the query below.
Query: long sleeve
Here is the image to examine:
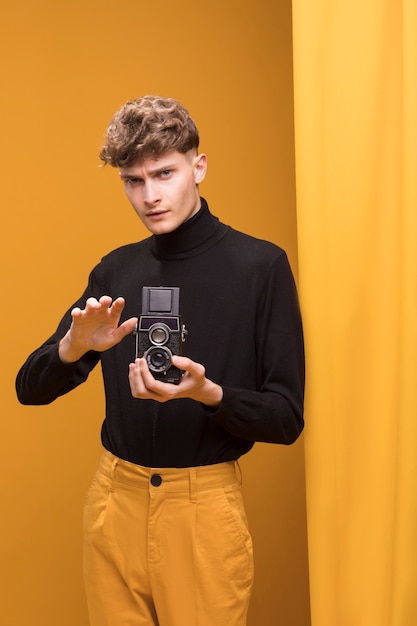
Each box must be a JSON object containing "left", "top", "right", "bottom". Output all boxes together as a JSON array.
[
  {"left": 209, "top": 252, "right": 305, "bottom": 445},
  {"left": 16, "top": 276, "right": 101, "bottom": 406}
]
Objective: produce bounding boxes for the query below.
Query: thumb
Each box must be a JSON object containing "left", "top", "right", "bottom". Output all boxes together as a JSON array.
[{"left": 117, "top": 317, "right": 139, "bottom": 338}]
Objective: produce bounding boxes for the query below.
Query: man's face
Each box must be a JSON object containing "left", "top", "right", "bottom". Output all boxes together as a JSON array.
[{"left": 119, "top": 150, "right": 207, "bottom": 235}]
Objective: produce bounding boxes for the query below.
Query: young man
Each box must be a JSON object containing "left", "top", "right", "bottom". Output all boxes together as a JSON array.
[{"left": 16, "top": 96, "right": 305, "bottom": 626}]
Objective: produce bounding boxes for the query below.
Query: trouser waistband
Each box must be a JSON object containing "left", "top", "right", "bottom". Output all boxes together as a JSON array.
[{"left": 97, "top": 448, "right": 242, "bottom": 493}]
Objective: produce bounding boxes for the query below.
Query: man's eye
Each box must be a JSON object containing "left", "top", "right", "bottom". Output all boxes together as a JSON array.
[
  {"left": 159, "top": 170, "right": 172, "bottom": 178},
  {"left": 125, "top": 177, "right": 141, "bottom": 185}
]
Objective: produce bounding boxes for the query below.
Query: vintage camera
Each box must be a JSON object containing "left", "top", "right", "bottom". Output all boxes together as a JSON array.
[{"left": 134, "top": 286, "right": 187, "bottom": 384}]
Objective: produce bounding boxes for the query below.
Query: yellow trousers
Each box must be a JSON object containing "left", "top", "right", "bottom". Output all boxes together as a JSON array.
[{"left": 83, "top": 449, "right": 254, "bottom": 626}]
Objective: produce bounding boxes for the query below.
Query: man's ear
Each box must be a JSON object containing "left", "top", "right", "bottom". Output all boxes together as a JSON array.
[{"left": 194, "top": 153, "right": 208, "bottom": 184}]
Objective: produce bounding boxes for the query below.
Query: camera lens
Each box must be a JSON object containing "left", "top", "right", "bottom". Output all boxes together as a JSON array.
[
  {"left": 150, "top": 350, "right": 168, "bottom": 368},
  {"left": 145, "top": 346, "right": 172, "bottom": 373},
  {"left": 148, "top": 323, "right": 170, "bottom": 345}
]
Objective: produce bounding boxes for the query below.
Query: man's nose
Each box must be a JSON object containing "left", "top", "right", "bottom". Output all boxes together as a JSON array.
[{"left": 143, "top": 180, "right": 161, "bottom": 205}]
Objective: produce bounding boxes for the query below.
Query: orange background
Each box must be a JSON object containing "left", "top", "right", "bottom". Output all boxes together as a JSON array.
[{"left": 1, "top": 1, "right": 310, "bottom": 624}]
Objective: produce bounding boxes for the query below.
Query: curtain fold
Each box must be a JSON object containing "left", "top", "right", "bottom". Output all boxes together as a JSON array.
[{"left": 292, "top": 1, "right": 417, "bottom": 624}]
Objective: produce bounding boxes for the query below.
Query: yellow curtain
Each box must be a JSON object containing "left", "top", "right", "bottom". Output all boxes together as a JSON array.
[{"left": 292, "top": 1, "right": 417, "bottom": 624}]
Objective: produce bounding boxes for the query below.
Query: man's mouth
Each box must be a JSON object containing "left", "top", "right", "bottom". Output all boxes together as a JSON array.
[{"left": 147, "top": 209, "right": 168, "bottom": 217}]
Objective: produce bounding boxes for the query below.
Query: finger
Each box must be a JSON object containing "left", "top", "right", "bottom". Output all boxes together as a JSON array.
[
  {"left": 171, "top": 355, "right": 205, "bottom": 378},
  {"left": 108, "top": 297, "right": 127, "bottom": 318},
  {"left": 85, "top": 297, "right": 101, "bottom": 309},
  {"left": 137, "top": 359, "right": 179, "bottom": 400},
  {"left": 129, "top": 359, "right": 148, "bottom": 394},
  {"left": 138, "top": 358, "right": 163, "bottom": 389},
  {"left": 111, "top": 296, "right": 126, "bottom": 307},
  {"left": 111, "top": 317, "right": 138, "bottom": 344},
  {"left": 118, "top": 316, "right": 138, "bottom": 336},
  {"left": 129, "top": 360, "right": 165, "bottom": 400},
  {"left": 99, "top": 295, "right": 113, "bottom": 307}
]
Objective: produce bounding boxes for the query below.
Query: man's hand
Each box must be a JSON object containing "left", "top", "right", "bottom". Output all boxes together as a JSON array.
[
  {"left": 128, "top": 355, "right": 223, "bottom": 407},
  {"left": 59, "top": 296, "right": 138, "bottom": 363}
]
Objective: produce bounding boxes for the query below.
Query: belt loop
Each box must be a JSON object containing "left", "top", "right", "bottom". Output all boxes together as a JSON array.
[
  {"left": 189, "top": 468, "right": 197, "bottom": 503},
  {"left": 235, "top": 460, "right": 243, "bottom": 486},
  {"left": 109, "top": 458, "right": 118, "bottom": 492}
]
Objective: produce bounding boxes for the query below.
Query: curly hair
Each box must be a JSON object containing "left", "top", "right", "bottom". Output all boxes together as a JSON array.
[{"left": 99, "top": 96, "right": 200, "bottom": 167}]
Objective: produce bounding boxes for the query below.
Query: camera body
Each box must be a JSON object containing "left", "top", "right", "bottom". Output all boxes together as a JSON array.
[{"left": 135, "top": 286, "right": 186, "bottom": 384}]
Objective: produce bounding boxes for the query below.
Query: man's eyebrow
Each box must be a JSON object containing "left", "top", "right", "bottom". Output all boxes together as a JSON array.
[
  {"left": 120, "top": 163, "right": 176, "bottom": 178},
  {"left": 151, "top": 162, "right": 176, "bottom": 173},
  {"left": 119, "top": 173, "right": 142, "bottom": 182}
]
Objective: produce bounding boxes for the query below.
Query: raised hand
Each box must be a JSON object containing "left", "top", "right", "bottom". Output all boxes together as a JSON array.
[{"left": 59, "top": 296, "right": 138, "bottom": 363}]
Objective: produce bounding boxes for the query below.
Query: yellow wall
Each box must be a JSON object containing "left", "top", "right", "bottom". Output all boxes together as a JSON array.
[{"left": 1, "top": 1, "right": 310, "bottom": 624}]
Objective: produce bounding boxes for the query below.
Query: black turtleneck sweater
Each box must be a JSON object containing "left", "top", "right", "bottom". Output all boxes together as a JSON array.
[{"left": 16, "top": 200, "right": 305, "bottom": 467}]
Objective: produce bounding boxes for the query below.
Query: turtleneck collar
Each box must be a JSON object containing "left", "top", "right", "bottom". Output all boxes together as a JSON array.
[{"left": 150, "top": 198, "right": 229, "bottom": 261}]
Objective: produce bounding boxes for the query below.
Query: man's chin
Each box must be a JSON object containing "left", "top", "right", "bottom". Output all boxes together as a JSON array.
[{"left": 147, "top": 220, "right": 177, "bottom": 236}]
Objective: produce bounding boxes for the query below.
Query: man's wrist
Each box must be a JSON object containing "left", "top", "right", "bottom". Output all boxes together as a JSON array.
[
  {"left": 58, "top": 333, "right": 86, "bottom": 364},
  {"left": 198, "top": 381, "right": 223, "bottom": 408}
]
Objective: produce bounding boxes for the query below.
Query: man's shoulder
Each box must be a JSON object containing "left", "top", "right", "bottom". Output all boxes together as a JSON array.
[
  {"left": 99, "top": 237, "right": 152, "bottom": 265},
  {"left": 225, "top": 225, "right": 287, "bottom": 261}
]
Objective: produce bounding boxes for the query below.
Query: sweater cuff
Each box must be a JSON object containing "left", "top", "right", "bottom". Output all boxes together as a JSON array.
[
  {"left": 52, "top": 343, "right": 82, "bottom": 371},
  {"left": 202, "top": 385, "right": 233, "bottom": 417}
]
